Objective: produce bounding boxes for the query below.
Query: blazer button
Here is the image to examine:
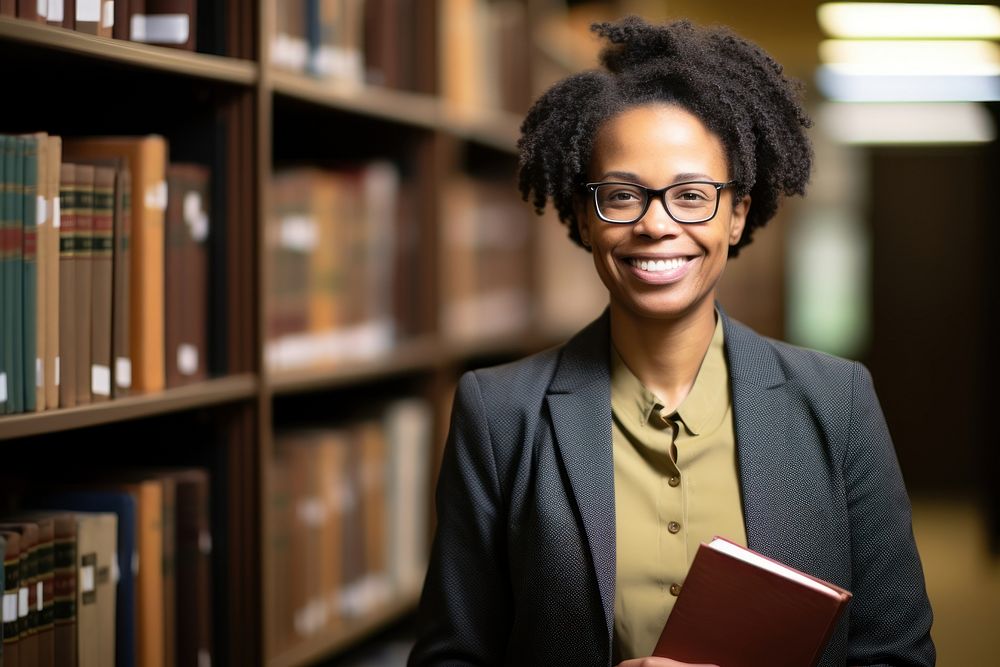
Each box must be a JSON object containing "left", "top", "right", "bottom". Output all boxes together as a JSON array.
[
  {"left": 667, "top": 521, "right": 681, "bottom": 534},
  {"left": 669, "top": 583, "right": 682, "bottom": 596},
  {"left": 668, "top": 475, "right": 680, "bottom": 487}
]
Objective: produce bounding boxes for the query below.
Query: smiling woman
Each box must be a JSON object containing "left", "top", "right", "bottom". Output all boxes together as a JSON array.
[{"left": 409, "top": 16, "right": 935, "bottom": 667}]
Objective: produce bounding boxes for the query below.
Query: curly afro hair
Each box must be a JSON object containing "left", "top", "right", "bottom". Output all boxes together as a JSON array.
[{"left": 517, "top": 16, "right": 813, "bottom": 257}]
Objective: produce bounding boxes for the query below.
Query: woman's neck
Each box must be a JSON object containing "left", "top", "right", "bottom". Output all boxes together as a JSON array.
[{"left": 610, "top": 299, "right": 718, "bottom": 413}]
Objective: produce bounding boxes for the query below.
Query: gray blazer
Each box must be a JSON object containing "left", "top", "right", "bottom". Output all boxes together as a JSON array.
[{"left": 410, "top": 309, "right": 935, "bottom": 666}]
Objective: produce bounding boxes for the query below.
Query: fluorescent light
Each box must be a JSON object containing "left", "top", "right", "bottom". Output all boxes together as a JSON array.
[
  {"left": 818, "top": 3, "right": 1000, "bottom": 39},
  {"left": 818, "top": 102, "right": 996, "bottom": 144},
  {"left": 817, "top": 66, "right": 1000, "bottom": 102},
  {"left": 820, "top": 39, "right": 1000, "bottom": 76}
]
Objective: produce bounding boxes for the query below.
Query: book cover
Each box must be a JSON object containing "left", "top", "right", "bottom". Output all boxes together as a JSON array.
[
  {"left": 170, "top": 469, "right": 213, "bottom": 667},
  {"left": 113, "top": 0, "right": 129, "bottom": 39},
  {"left": 46, "top": 0, "right": 68, "bottom": 26},
  {"left": 45, "top": 136, "right": 61, "bottom": 410},
  {"left": 30, "top": 491, "right": 138, "bottom": 667},
  {"left": 116, "top": 479, "right": 164, "bottom": 667},
  {"left": 0, "top": 136, "right": 7, "bottom": 414},
  {"left": 19, "top": 513, "right": 77, "bottom": 667},
  {"left": 24, "top": 515, "right": 56, "bottom": 667},
  {"left": 72, "top": 511, "right": 119, "bottom": 667},
  {"left": 90, "top": 166, "right": 115, "bottom": 402},
  {"left": 76, "top": 0, "right": 112, "bottom": 37},
  {"left": 64, "top": 136, "right": 168, "bottom": 394},
  {"left": 74, "top": 164, "right": 95, "bottom": 405},
  {"left": 652, "top": 537, "right": 852, "bottom": 667},
  {"left": 0, "top": 534, "right": 4, "bottom": 665},
  {"left": 20, "top": 134, "right": 41, "bottom": 414},
  {"left": 8, "top": 137, "right": 25, "bottom": 413},
  {"left": 29, "top": 133, "right": 48, "bottom": 414},
  {"left": 58, "top": 163, "right": 78, "bottom": 408},
  {"left": 16, "top": 0, "right": 46, "bottom": 21},
  {"left": 0, "top": 530, "right": 20, "bottom": 666},
  {"left": 164, "top": 163, "right": 209, "bottom": 388}
]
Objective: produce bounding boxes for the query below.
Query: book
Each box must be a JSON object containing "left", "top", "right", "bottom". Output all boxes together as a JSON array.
[
  {"left": 29, "top": 515, "right": 55, "bottom": 667},
  {"left": 44, "top": 135, "right": 62, "bottom": 411},
  {"left": 27, "top": 133, "right": 47, "bottom": 414},
  {"left": 64, "top": 136, "right": 169, "bottom": 394},
  {"left": 76, "top": 0, "right": 113, "bottom": 37},
  {"left": 0, "top": 530, "right": 20, "bottom": 667},
  {"left": 130, "top": 0, "right": 196, "bottom": 50},
  {"left": 169, "top": 469, "right": 213, "bottom": 667},
  {"left": 0, "top": 534, "right": 4, "bottom": 665},
  {"left": 0, "top": 136, "right": 8, "bottom": 414},
  {"left": 112, "top": 166, "right": 132, "bottom": 397},
  {"left": 19, "top": 513, "right": 77, "bottom": 667},
  {"left": 112, "top": 0, "right": 129, "bottom": 39},
  {"left": 90, "top": 166, "right": 115, "bottom": 401},
  {"left": 17, "top": 0, "right": 47, "bottom": 22},
  {"left": 8, "top": 137, "right": 25, "bottom": 413},
  {"left": 652, "top": 537, "right": 852, "bottom": 667},
  {"left": 75, "top": 164, "right": 95, "bottom": 405},
  {"left": 164, "top": 163, "right": 210, "bottom": 388},
  {"left": 72, "top": 511, "right": 118, "bottom": 667},
  {"left": 58, "top": 163, "right": 78, "bottom": 408},
  {"left": 0, "top": 521, "right": 39, "bottom": 667}
]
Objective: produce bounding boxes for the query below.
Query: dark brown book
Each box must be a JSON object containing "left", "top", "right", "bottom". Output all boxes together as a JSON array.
[
  {"left": 1, "top": 530, "right": 20, "bottom": 667},
  {"left": 61, "top": 0, "right": 75, "bottom": 28},
  {"left": 46, "top": 515, "right": 77, "bottom": 667},
  {"left": 170, "top": 469, "right": 212, "bottom": 667},
  {"left": 113, "top": 0, "right": 129, "bottom": 39},
  {"left": 90, "top": 166, "right": 115, "bottom": 402},
  {"left": 74, "top": 164, "right": 95, "bottom": 405},
  {"left": 16, "top": 0, "right": 44, "bottom": 21},
  {"left": 129, "top": 0, "right": 196, "bottom": 51},
  {"left": 58, "top": 163, "right": 77, "bottom": 408},
  {"left": 0, "top": 0, "right": 16, "bottom": 17},
  {"left": 164, "top": 163, "right": 209, "bottom": 387},
  {"left": 22, "top": 516, "right": 55, "bottom": 667},
  {"left": 0, "top": 522, "right": 39, "bottom": 667},
  {"left": 653, "top": 537, "right": 852, "bottom": 667}
]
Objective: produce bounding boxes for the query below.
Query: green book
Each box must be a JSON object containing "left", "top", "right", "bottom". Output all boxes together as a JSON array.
[
  {"left": 3, "top": 136, "right": 22, "bottom": 413},
  {"left": 0, "top": 136, "right": 7, "bottom": 414},
  {"left": 21, "top": 135, "right": 39, "bottom": 413},
  {"left": 0, "top": 533, "right": 5, "bottom": 664},
  {"left": 10, "top": 137, "right": 25, "bottom": 413}
]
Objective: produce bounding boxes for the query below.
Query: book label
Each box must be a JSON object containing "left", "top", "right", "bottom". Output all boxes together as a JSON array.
[
  {"left": 198, "top": 649, "right": 212, "bottom": 667},
  {"left": 36, "top": 582, "right": 43, "bottom": 611},
  {"left": 132, "top": 14, "right": 190, "bottom": 44},
  {"left": 37, "top": 358, "right": 44, "bottom": 388},
  {"left": 92, "top": 364, "right": 111, "bottom": 396},
  {"left": 146, "top": 181, "right": 169, "bottom": 211},
  {"left": 77, "top": 0, "right": 100, "bottom": 21},
  {"left": 116, "top": 357, "right": 132, "bottom": 388},
  {"left": 80, "top": 553, "right": 96, "bottom": 603},
  {"left": 2, "top": 593, "right": 15, "bottom": 622},
  {"left": 38, "top": 196, "right": 47, "bottom": 226},
  {"left": 0, "top": 373, "right": 7, "bottom": 403},
  {"left": 18, "top": 587, "right": 28, "bottom": 617},
  {"left": 178, "top": 344, "right": 199, "bottom": 376},
  {"left": 53, "top": 198, "right": 60, "bottom": 229},
  {"left": 102, "top": 0, "right": 114, "bottom": 27},
  {"left": 49, "top": 0, "right": 64, "bottom": 22},
  {"left": 55, "top": 357, "right": 60, "bottom": 386}
]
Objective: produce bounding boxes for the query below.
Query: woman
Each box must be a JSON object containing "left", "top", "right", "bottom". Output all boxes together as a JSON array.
[{"left": 409, "top": 17, "right": 934, "bottom": 667}]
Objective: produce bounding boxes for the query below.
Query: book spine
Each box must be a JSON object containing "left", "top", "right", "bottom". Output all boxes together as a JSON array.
[
  {"left": 111, "top": 168, "right": 131, "bottom": 397},
  {"left": 35, "top": 525, "right": 55, "bottom": 667},
  {"left": 10, "top": 137, "right": 25, "bottom": 413},
  {"left": 52, "top": 526, "right": 77, "bottom": 667},
  {"left": 1, "top": 535, "right": 18, "bottom": 664},
  {"left": 74, "top": 165, "right": 95, "bottom": 405},
  {"left": 33, "top": 135, "right": 49, "bottom": 413},
  {"left": 0, "top": 136, "right": 8, "bottom": 413},
  {"left": 58, "top": 163, "right": 78, "bottom": 408},
  {"left": 21, "top": 135, "right": 39, "bottom": 413},
  {"left": 90, "top": 167, "right": 115, "bottom": 402},
  {"left": 45, "top": 136, "right": 61, "bottom": 410}
]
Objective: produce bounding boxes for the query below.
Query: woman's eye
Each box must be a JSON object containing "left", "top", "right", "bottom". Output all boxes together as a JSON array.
[
  {"left": 608, "top": 190, "right": 639, "bottom": 201},
  {"left": 675, "top": 190, "right": 708, "bottom": 201}
]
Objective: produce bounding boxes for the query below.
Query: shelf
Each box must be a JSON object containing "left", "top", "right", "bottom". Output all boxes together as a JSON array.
[
  {"left": 0, "top": 374, "right": 259, "bottom": 440},
  {"left": 266, "top": 591, "right": 420, "bottom": 667},
  {"left": 0, "top": 16, "right": 258, "bottom": 85},
  {"left": 268, "top": 337, "right": 443, "bottom": 395},
  {"left": 269, "top": 68, "right": 520, "bottom": 152}
]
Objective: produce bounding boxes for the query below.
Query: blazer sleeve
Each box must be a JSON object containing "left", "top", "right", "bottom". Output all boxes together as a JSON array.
[
  {"left": 409, "top": 371, "right": 513, "bottom": 666},
  {"left": 844, "top": 362, "right": 936, "bottom": 667}
]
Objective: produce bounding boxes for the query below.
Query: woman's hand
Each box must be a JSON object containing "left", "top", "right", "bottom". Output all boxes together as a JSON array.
[{"left": 615, "top": 659, "right": 719, "bottom": 667}]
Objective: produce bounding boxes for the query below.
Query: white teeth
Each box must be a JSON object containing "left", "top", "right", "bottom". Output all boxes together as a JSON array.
[{"left": 629, "top": 257, "right": 687, "bottom": 272}]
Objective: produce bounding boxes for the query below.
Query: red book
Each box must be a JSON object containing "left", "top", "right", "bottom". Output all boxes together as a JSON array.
[{"left": 653, "top": 537, "right": 851, "bottom": 667}]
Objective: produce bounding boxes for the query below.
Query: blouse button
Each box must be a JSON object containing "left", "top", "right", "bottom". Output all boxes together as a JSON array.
[
  {"left": 669, "top": 583, "right": 682, "bottom": 596},
  {"left": 667, "top": 521, "right": 681, "bottom": 534}
]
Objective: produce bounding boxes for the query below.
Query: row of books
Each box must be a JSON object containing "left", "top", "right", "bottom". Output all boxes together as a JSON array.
[
  {"left": 0, "top": 133, "right": 210, "bottom": 415},
  {"left": 270, "top": 0, "right": 532, "bottom": 114},
  {"left": 267, "top": 398, "right": 432, "bottom": 657},
  {"left": 0, "top": 468, "right": 213, "bottom": 667},
  {"left": 2, "top": 0, "right": 198, "bottom": 50}
]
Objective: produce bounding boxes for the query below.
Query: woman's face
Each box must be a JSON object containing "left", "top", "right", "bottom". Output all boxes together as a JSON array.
[{"left": 579, "top": 103, "right": 749, "bottom": 324}]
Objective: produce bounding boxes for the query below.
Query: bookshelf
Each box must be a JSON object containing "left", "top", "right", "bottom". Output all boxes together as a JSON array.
[{"left": 0, "top": 1, "right": 605, "bottom": 666}]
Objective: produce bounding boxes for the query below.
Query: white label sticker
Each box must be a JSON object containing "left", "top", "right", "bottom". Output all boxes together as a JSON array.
[
  {"left": 92, "top": 364, "right": 111, "bottom": 396},
  {"left": 145, "top": 180, "right": 168, "bottom": 211},
  {"left": 55, "top": 356, "right": 60, "bottom": 385},
  {"left": 80, "top": 565, "right": 95, "bottom": 594},
  {"left": 115, "top": 357, "right": 132, "bottom": 389},
  {"left": 38, "top": 195, "right": 47, "bottom": 225},
  {"left": 279, "top": 215, "right": 318, "bottom": 251},
  {"left": 38, "top": 0, "right": 47, "bottom": 18},
  {"left": 131, "top": 14, "right": 189, "bottom": 44},
  {"left": 2, "top": 593, "right": 16, "bottom": 622},
  {"left": 37, "top": 358, "right": 44, "bottom": 388},
  {"left": 77, "top": 0, "right": 100, "bottom": 22},
  {"left": 18, "top": 587, "right": 28, "bottom": 618},
  {"left": 102, "top": 0, "right": 114, "bottom": 27},
  {"left": 0, "top": 372, "right": 7, "bottom": 403},
  {"left": 178, "top": 344, "right": 199, "bottom": 376},
  {"left": 184, "top": 191, "right": 210, "bottom": 242},
  {"left": 198, "top": 530, "right": 212, "bottom": 556},
  {"left": 53, "top": 197, "right": 61, "bottom": 229},
  {"left": 49, "top": 0, "right": 64, "bottom": 22},
  {"left": 198, "top": 649, "right": 212, "bottom": 667},
  {"left": 36, "top": 582, "right": 43, "bottom": 611}
]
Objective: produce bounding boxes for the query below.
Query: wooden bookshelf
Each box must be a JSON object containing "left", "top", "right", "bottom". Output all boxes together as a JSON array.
[{"left": 0, "top": 1, "right": 594, "bottom": 665}]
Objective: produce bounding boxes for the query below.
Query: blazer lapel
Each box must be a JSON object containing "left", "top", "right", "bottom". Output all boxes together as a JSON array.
[
  {"left": 720, "top": 311, "right": 791, "bottom": 557},
  {"left": 545, "top": 312, "right": 616, "bottom": 643}
]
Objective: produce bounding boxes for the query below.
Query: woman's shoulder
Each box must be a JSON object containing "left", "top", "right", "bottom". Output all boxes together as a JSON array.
[{"left": 462, "top": 343, "right": 565, "bottom": 405}]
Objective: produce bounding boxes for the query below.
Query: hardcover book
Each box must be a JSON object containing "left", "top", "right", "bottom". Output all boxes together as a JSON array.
[{"left": 652, "top": 537, "right": 852, "bottom": 667}]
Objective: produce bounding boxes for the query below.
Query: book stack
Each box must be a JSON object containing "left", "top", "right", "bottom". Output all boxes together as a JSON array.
[
  {"left": 0, "top": 132, "right": 212, "bottom": 415},
  {"left": 267, "top": 398, "right": 433, "bottom": 658},
  {"left": 438, "top": 174, "right": 534, "bottom": 344},
  {"left": 0, "top": 1, "right": 199, "bottom": 51},
  {"left": 266, "top": 162, "right": 405, "bottom": 372},
  {"left": 0, "top": 468, "right": 214, "bottom": 667}
]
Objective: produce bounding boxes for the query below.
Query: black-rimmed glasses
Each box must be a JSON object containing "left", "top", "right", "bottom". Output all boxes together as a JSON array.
[{"left": 584, "top": 180, "right": 736, "bottom": 224}]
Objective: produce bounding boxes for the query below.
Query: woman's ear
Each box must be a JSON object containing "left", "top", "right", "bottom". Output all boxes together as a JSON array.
[{"left": 728, "top": 194, "right": 750, "bottom": 246}]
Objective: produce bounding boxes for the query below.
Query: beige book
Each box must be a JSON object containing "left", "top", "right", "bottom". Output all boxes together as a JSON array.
[
  {"left": 74, "top": 512, "right": 119, "bottom": 667},
  {"left": 45, "top": 136, "right": 61, "bottom": 409}
]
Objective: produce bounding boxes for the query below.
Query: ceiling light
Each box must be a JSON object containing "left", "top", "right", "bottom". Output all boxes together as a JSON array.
[
  {"left": 818, "top": 3, "right": 1000, "bottom": 39},
  {"left": 820, "top": 39, "right": 1000, "bottom": 76},
  {"left": 818, "top": 102, "right": 996, "bottom": 144}
]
